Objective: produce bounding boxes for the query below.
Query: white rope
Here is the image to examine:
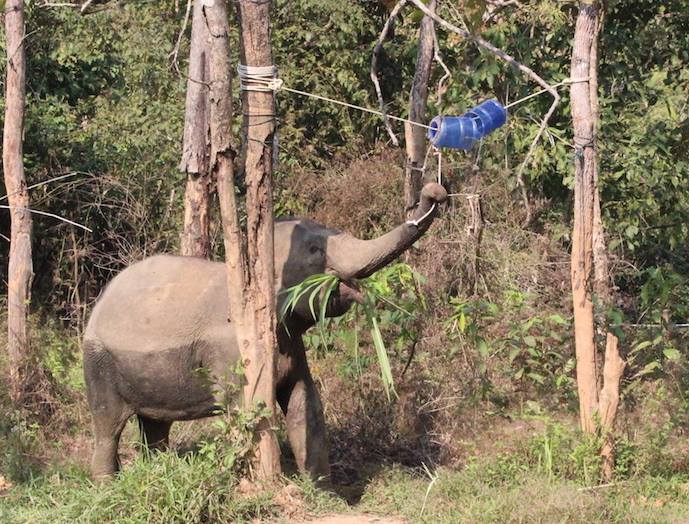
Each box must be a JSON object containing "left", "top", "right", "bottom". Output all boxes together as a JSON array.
[
  {"left": 504, "top": 77, "right": 590, "bottom": 109},
  {"left": 234, "top": 66, "right": 588, "bottom": 226},
  {"left": 407, "top": 203, "right": 436, "bottom": 227},
  {"left": 624, "top": 323, "right": 689, "bottom": 329},
  {"left": 237, "top": 64, "right": 283, "bottom": 92},
  {"left": 236, "top": 64, "right": 432, "bottom": 131},
  {"left": 283, "top": 85, "right": 433, "bottom": 130},
  {"left": 406, "top": 148, "right": 442, "bottom": 227}
]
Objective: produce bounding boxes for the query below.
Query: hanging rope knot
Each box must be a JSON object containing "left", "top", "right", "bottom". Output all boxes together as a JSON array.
[{"left": 237, "top": 64, "right": 281, "bottom": 92}]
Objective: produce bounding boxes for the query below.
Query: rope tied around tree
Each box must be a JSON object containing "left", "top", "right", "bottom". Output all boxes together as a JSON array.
[{"left": 237, "top": 64, "right": 283, "bottom": 92}]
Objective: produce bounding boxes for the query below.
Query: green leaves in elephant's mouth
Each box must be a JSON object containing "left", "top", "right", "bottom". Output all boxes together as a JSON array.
[
  {"left": 279, "top": 273, "right": 397, "bottom": 401},
  {"left": 279, "top": 273, "right": 341, "bottom": 327}
]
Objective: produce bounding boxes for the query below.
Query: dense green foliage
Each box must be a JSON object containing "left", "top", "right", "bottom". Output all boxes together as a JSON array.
[
  {"left": 1, "top": 0, "right": 689, "bottom": 521},
  {"left": 1, "top": 0, "right": 686, "bottom": 318}
]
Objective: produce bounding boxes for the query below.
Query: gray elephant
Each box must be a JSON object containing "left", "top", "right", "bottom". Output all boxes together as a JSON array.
[{"left": 82, "top": 182, "right": 447, "bottom": 480}]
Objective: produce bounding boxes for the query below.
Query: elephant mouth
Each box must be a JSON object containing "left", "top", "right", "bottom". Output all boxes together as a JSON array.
[{"left": 338, "top": 280, "right": 364, "bottom": 305}]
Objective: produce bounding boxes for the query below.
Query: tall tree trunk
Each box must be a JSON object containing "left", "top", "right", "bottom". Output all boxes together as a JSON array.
[
  {"left": 570, "top": 1, "right": 625, "bottom": 481},
  {"left": 588, "top": 9, "right": 624, "bottom": 482},
  {"left": 234, "top": 0, "right": 281, "bottom": 479},
  {"left": 180, "top": 0, "right": 212, "bottom": 258},
  {"left": 570, "top": 0, "right": 599, "bottom": 436},
  {"left": 207, "top": 0, "right": 280, "bottom": 480},
  {"left": 3, "top": 0, "right": 33, "bottom": 404},
  {"left": 404, "top": 0, "right": 436, "bottom": 217}
]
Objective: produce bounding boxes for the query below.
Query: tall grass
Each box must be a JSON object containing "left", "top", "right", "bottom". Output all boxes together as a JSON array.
[{"left": 0, "top": 445, "right": 277, "bottom": 524}]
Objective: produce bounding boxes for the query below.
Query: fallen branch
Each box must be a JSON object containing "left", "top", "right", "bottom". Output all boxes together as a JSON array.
[
  {"left": 80, "top": 0, "right": 94, "bottom": 13},
  {"left": 0, "top": 171, "right": 89, "bottom": 203}
]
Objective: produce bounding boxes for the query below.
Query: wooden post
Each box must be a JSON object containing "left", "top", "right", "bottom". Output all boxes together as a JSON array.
[
  {"left": 404, "top": 0, "right": 436, "bottom": 217},
  {"left": 3, "top": 0, "right": 33, "bottom": 404},
  {"left": 466, "top": 193, "right": 484, "bottom": 296},
  {"left": 180, "top": 0, "right": 212, "bottom": 258}
]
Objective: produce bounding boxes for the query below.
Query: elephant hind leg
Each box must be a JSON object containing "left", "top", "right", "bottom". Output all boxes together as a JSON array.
[
  {"left": 91, "top": 415, "right": 130, "bottom": 480},
  {"left": 138, "top": 416, "right": 172, "bottom": 452},
  {"left": 84, "top": 340, "right": 134, "bottom": 480}
]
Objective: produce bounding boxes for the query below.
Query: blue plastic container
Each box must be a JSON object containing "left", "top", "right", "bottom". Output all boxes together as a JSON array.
[
  {"left": 427, "top": 115, "right": 479, "bottom": 150},
  {"left": 427, "top": 99, "right": 507, "bottom": 150},
  {"left": 466, "top": 99, "right": 508, "bottom": 136}
]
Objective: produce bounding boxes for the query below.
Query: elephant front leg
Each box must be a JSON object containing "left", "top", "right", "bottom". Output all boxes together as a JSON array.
[{"left": 278, "top": 373, "right": 330, "bottom": 482}]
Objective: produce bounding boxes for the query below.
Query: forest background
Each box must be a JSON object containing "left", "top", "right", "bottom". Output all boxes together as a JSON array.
[{"left": 1, "top": 0, "right": 689, "bottom": 522}]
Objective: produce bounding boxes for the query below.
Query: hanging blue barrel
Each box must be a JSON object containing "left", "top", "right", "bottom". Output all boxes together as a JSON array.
[
  {"left": 428, "top": 99, "right": 508, "bottom": 150},
  {"left": 466, "top": 99, "right": 508, "bottom": 136},
  {"left": 427, "top": 115, "right": 479, "bottom": 149}
]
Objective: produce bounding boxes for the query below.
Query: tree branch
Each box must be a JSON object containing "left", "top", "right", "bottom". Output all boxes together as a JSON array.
[
  {"left": 169, "top": 0, "right": 193, "bottom": 76},
  {"left": 431, "top": 26, "right": 451, "bottom": 105},
  {"left": 370, "top": 0, "right": 408, "bottom": 147},
  {"left": 407, "top": 0, "right": 560, "bottom": 226}
]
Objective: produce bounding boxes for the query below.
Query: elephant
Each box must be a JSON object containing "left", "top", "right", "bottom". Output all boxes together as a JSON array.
[{"left": 82, "top": 182, "right": 447, "bottom": 480}]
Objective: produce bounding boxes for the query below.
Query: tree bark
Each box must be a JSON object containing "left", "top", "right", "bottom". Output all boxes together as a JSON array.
[
  {"left": 404, "top": 0, "right": 436, "bottom": 217},
  {"left": 234, "top": 0, "right": 281, "bottom": 479},
  {"left": 588, "top": 8, "right": 624, "bottom": 482},
  {"left": 201, "top": 0, "right": 283, "bottom": 479},
  {"left": 570, "top": 0, "right": 599, "bottom": 436},
  {"left": 599, "top": 333, "right": 625, "bottom": 480},
  {"left": 180, "top": 0, "right": 212, "bottom": 258},
  {"left": 589, "top": 9, "right": 610, "bottom": 308},
  {"left": 3, "top": 0, "right": 33, "bottom": 404},
  {"left": 571, "top": 1, "right": 625, "bottom": 481}
]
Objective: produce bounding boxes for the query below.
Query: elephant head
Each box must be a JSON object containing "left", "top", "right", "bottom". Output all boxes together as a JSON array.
[{"left": 275, "top": 182, "right": 447, "bottom": 330}]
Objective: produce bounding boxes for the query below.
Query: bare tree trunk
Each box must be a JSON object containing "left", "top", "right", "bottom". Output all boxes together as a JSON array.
[
  {"left": 571, "top": 1, "right": 625, "bottom": 481},
  {"left": 590, "top": 10, "right": 609, "bottom": 307},
  {"left": 204, "top": 0, "right": 280, "bottom": 479},
  {"left": 180, "top": 0, "right": 212, "bottom": 258},
  {"left": 587, "top": 8, "right": 624, "bottom": 481},
  {"left": 404, "top": 0, "right": 436, "bottom": 218},
  {"left": 570, "top": 0, "right": 599, "bottom": 436},
  {"left": 3, "top": 0, "right": 33, "bottom": 404},
  {"left": 234, "top": 0, "right": 281, "bottom": 479}
]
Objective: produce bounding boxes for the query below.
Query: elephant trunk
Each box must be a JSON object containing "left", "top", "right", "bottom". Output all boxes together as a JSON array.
[{"left": 327, "top": 182, "right": 447, "bottom": 280}]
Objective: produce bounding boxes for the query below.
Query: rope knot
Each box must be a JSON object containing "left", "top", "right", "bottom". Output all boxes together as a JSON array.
[
  {"left": 237, "top": 63, "right": 281, "bottom": 92},
  {"left": 267, "top": 78, "right": 283, "bottom": 91}
]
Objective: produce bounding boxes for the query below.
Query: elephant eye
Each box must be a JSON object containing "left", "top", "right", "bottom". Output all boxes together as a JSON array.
[{"left": 309, "top": 245, "right": 322, "bottom": 255}]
